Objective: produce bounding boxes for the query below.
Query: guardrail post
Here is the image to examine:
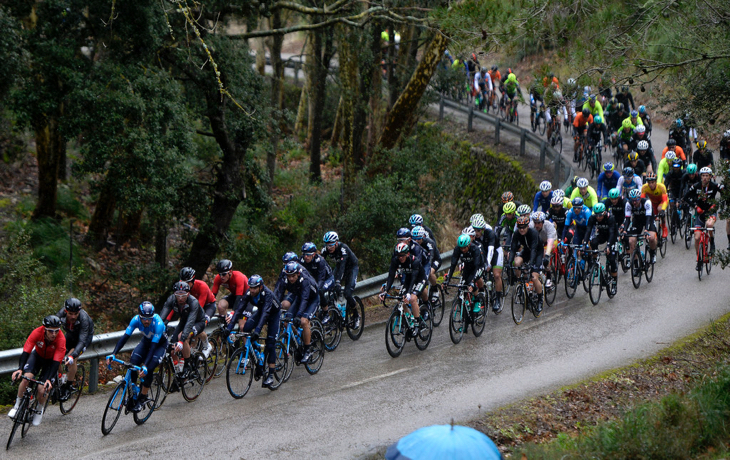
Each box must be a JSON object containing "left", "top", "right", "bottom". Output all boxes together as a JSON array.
[
  {"left": 520, "top": 130, "right": 526, "bottom": 156},
  {"left": 554, "top": 156, "right": 561, "bottom": 186},
  {"left": 439, "top": 94, "right": 444, "bottom": 121},
  {"left": 468, "top": 106, "right": 474, "bottom": 132},
  {"left": 495, "top": 119, "right": 501, "bottom": 144},
  {"left": 89, "top": 357, "right": 99, "bottom": 394},
  {"left": 540, "top": 141, "right": 547, "bottom": 169},
  {"left": 294, "top": 61, "right": 300, "bottom": 85}
]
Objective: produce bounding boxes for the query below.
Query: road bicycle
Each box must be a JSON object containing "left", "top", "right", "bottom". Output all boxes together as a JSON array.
[
  {"left": 583, "top": 249, "right": 617, "bottom": 305},
  {"left": 629, "top": 232, "right": 654, "bottom": 289},
  {"left": 668, "top": 197, "right": 684, "bottom": 244},
  {"left": 101, "top": 357, "right": 162, "bottom": 435},
  {"left": 205, "top": 315, "right": 231, "bottom": 380},
  {"left": 382, "top": 293, "right": 433, "bottom": 358},
  {"left": 155, "top": 340, "right": 208, "bottom": 408},
  {"left": 226, "top": 332, "right": 286, "bottom": 398},
  {"left": 683, "top": 206, "right": 694, "bottom": 250},
  {"left": 548, "top": 116, "right": 563, "bottom": 154},
  {"left": 544, "top": 244, "right": 565, "bottom": 305},
  {"left": 317, "top": 290, "right": 365, "bottom": 352},
  {"left": 6, "top": 376, "right": 45, "bottom": 449},
  {"left": 586, "top": 140, "right": 603, "bottom": 180},
  {"left": 510, "top": 267, "right": 545, "bottom": 325},
  {"left": 482, "top": 269, "right": 503, "bottom": 315},
  {"left": 562, "top": 243, "right": 585, "bottom": 299},
  {"left": 655, "top": 213, "right": 668, "bottom": 258},
  {"left": 694, "top": 226, "right": 713, "bottom": 281},
  {"left": 531, "top": 100, "right": 546, "bottom": 135},
  {"left": 443, "top": 279, "right": 486, "bottom": 344},
  {"left": 277, "top": 315, "right": 325, "bottom": 379}
]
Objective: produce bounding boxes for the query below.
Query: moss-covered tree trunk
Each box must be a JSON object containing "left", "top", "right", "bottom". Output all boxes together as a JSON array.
[
  {"left": 378, "top": 33, "right": 448, "bottom": 151},
  {"left": 338, "top": 26, "right": 358, "bottom": 196},
  {"left": 32, "top": 107, "right": 64, "bottom": 221},
  {"left": 307, "top": 24, "right": 334, "bottom": 183},
  {"left": 87, "top": 179, "right": 116, "bottom": 249},
  {"left": 266, "top": 10, "right": 284, "bottom": 190}
]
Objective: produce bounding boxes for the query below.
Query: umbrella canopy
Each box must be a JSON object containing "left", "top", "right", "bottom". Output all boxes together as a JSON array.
[{"left": 385, "top": 424, "right": 502, "bottom": 460}]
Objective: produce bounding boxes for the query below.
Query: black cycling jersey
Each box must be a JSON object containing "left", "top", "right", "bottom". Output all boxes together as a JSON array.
[
  {"left": 56, "top": 309, "right": 94, "bottom": 358},
  {"left": 446, "top": 243, "right": 483, "bottom": 285},
  {"left": 475, "top": 227, "right": 499, "bottom": 266},
  {"left": 588, "top": 123, "right": 608, "bottom": 147},
  {"left": 417, "top": 236, "right": 441, "bottom": 268},
  {"left": 692, "top": 150, "right": 714, "bottom": 171},
  {"left": 637, "top": 149, "right": 657, "bottom": 173},
  {"left": 322, "top": 242, "right": 359, "bottom": 283},
  {"left": 664, "top": 168, "right": 684, "bottom": 198},
  {"left": 602, "top": 197, "right": 626, "bottom": 227},
  {"left": 680, "top": 173, "right": 701, "bottom": 198},
  {"left": 159, "top": 294, "right": 206, "bottom": 339},
  {"left": 299, "top": 254, "right": 332, "bottom": 288},
  {"left": 226, "top": 285, "right": 281, "bottom": 334},
  {"left": 274, "top": 265, "right": 314, "bottom": 299},
  {"left": 720, "top": 138, "right": 730, "bottom": 160},
  {"left": 384, "top": 253, "right": 426, "bottom": 294},
  {"left": 623, "top": 198, "right": 653, "bottom": 229},
  {"left": 669, "top": 127, "right": 691, "bottom": 152},
  {"left": 625, "top": 160, "right": 646, "bottom": 177},
  {"left": 683, "top": 180, "right": 722, "bottom": 213},
  {"left": 584, "top": 214, "right": 617, "bottom": 245},
  {"left": 509, "top": 227, "right": 541, "bottom": 267},
  {"left": 615, "top": 91, "right": 635, "bottom": 110}
]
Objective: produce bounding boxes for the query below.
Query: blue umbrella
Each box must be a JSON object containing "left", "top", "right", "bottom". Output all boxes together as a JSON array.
[{"left": 385, "top": 423, "right": 502, "bottom": 460}]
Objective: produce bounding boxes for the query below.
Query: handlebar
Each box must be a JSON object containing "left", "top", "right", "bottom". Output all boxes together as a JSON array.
[
  {"left": 106, "top": 356, "right": 143, "bottom": 372},
  {"left": 11, "top": 374, "right": 44, "bottom": 386}
]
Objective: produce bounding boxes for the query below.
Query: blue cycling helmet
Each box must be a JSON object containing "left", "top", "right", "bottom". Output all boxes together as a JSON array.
[
  {"left": 323, "top": 231, "right": 339, "bottom": 244},
  {"left": 411, "top": 226, "right": 425, "bottom": 240},
  {"left": 283, "top": 261, "right": 300, "bottom": 275},
  {"left": 139, "top": 301, "right": 155, "bottom": 318},
  {"left": 675, "top": 118, "right": 683, "bottom": 128},
  {"left": 639, "top": 105, "right": 646, "bottom": 114},
  {"left": 301, "top": 242, "right": 317, "bottom": 254},
  {"left": 248, "top": 274, "right": 263, "bottom": 288},
  {"left": 282, "top": 252, "right": 299, "bottom": 263},
  {"left": 594, "top": 115, "right": 603, "bottom": 124},
  {"left": 396, "top": 227, "right": 411, "bottom": 239},
  {"left": 603, "top": 162, "right": 614, "bottom": 172},
  {"left": 409, "top": 214, "right": 423, "bottom": 226},
  {"left": 572, "top": 197, "right": 584, "bottom": 207},
  {"left": 630, "top": 110, "right": 638, "bottom": 118}
]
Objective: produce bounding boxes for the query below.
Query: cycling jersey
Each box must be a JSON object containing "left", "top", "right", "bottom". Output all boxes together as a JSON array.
[
  {"left": 570, "top": 186, "right": 599, "bottom": 208},
  {"left": 278, "top": 269, "right": 319, "bottom": 319},
  {"left": 547, "top": 206, "right": 568, "bottom": 236},
  {"left": 56, "top": 309, "right": 94, "bottom": 358},
  {"left": 602, "top": 197, "right": 626, "bottom": 228},
  {"left": 510, "top": 227, "right": 542, "bottom": 268},
  {"left": 626, "top": 160, "right": 646, "bottom": 177},
  {"left": 692, "top": 150, "right": 714, "bottom": 171},
  {"left": 616, "top": 91, "right": 635, "bottom": 110},
  {"left": 159, "top": 294, "right": 206, "bottom": 340},
  {"left": 656, "top": 158, "right": 671, "bottom": 184},
  {"left": 582, "top": 100, "right": 604, "bottom": 119},
  {"left": 417, "top": 236, "right": 442, "bottom": 270},
  {"left": 408, "top": 241, "right": 426, "bottom": 268},
  {"left": 623, "top": 198, "right": 653, "bottom": 230},
  {"left": 503, "top": 75, "right": 519, "bottom": 96},
  {"left": 663, "top": 168, "right": 684, "bottom": 198},
  {"left": 112, "top": 314, "right": 167, "bottom": 388},
  {"left": 587, "top": 122, "right": 608, "bottom": 147},
  {"left": 274, "top": 265, "right": 313, "bottom": 299},
  {"left": 616, "top": 175, "right": 643, "bottom": 197},
  {"left": 494, "top": 213, "right": 517, "bottom": 247},
  {"left": 637, "top": 148, "right": 657, "bottom": 173},
  {"left": 532, "top": 220, "right": 557, "bottom": 246},
  {"left": 120, "top": 314, "right": 166, "bottom": 346},
  {"left": 640, "top": 183, "right": 669, "bottom": 213},
  {"left": 212, "top": 270, "right": 249, "bottom": 297},
  {"left": 384, "top": 253, "right": 426, "bottom": 294},
  {"left": 661, "top": 146, "right": 686, "bottom": 162},
  {"left": 585, "top": 214, "right": 617, "bottom": 245},
  {"left": 532, "top": 190, "right": 553, "bottom": 213},
  {"left": 227, "top": 286, "right": 281, "bottom": 335},
  {"left": 475, "top": 228, "right": 500, "bottom": 267},
  {"left": 19, "top": 327, "right": 66, "bottom": 382},
  {"left": 573, "top": 112, "right": 593, "bottom": 130},
  {"left": 446, "top": 243, "right": 483, "bottom": 285},
  {"left": 669, "top": 127, "right": 691, "bottom": 151},
  {"left": 622, "top": 115, "right": 644, "bottom": 129},
  {"left": 300, "top": 254, "right": 333, "bottom": 290},
  {"left": 562, "top": 206, "right": 592, "bottom": 240},
  {"left": 189, "top": 279, "right": 216, "bottom": 310},
  {"left": 322, "top": 242, "right": 359, "bottom": 284},
  {"left": 597, "top": 171, "right": 619, "bottom": 198},
  {"left": 683, "top": 180, "right": 722, "bottom": 214}
]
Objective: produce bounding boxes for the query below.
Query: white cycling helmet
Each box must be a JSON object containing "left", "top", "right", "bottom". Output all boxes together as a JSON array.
[
  {"left": 469, "top": 213, "right": 484, "bottom": 226},
  {"left": 699, "top": 166, "right": 713, "bottom": 175},
  {"left": 551, "top": 195, "right": 564, "bottom": 206},
  {"left": 530, "top": 211, "right": 546, "bottom": 223},
  {"left": 461, "top": 226, "right": 476, "bottom": 237},
  {"left": 576, "top": 177, "right": 589, "bottom": 188},
  {"left": 553, "top": 189, "right": 565, "bottom": 198},
  {"left": 665, "top": 151, "right": 676, "bottom": 161},
  {"left": 637, "top": 140, "right": 649, "bottom": 151},
  {"left": 635, "top": 125, "right": 646, "bottom": 133},
  {"left": 539, "top": 180, "right": 552, "bottom": 192},
  {"left": 516, "top": 204, "right": 532, "bottom": 216}
]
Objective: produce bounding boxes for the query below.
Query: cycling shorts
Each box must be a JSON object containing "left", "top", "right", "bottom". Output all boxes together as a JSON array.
[
  {"left": 173, "top": 319, "right": 207, "bottom": 342},
  {"left": 130, "top": 339, "right": 166, "bottom": 388},
  {"left": 693, "top": 213, "right": 716, "bottom": 228},
  {"left": 287, "top": 293, "right": 320, "bottom": 320},
  {"left": 23, "top": 351, "right": 54, "bottom": 382},
  {"left": 490, "top": 247, "right": 505, "bottom": 269},
  {"left": 202, "top": 302, "right": 217, "bottom": 318},
  {"left": 515, "top": 249, "right": 542, "bottom": 273}
]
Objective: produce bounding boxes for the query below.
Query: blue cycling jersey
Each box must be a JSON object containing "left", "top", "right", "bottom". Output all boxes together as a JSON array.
[
  {"left": 597, "top": 171, "right": 619, "bottom": 198},
  {"left": 125, "top": 314, "right": 166, "bottom": 343},
  {"left": 532, "top": 190, "right": 553, "bottom": 213},
  {"left": 565, "top": 206, "right": 592, "bottom": 227}
]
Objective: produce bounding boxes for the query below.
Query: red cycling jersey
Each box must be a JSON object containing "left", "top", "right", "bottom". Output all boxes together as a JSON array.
[
  {"left": 23, "top": 326, "right": 66, "bottom": 362},
  {"left": 212, "top": 270, "right": 249, "bottom": 297},
  {"left": 190, "top": 279, "right": 216, "bottom": 305}
]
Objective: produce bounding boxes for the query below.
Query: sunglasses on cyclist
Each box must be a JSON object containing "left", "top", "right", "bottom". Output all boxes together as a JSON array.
[{"left": 219, "top": 271, "right": 230, "bottom": 277}]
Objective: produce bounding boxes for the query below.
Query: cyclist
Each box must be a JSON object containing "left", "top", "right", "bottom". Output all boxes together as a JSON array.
[
  {"left": 212, "top": 259, "right": 250, "bottom": 316},
  {"left": 300, "top": 242, "right": 333, "bottom": 301},
  {"left": 547, "top": 194, "right": 568, "bottom": 238},
  {"left": 530, "top": 211, "right": 557, "bottom": 289},
  {"left": 605, "top": 96, "right": 619, "bottom": 119},
  {"left": 444, "top": 233, "right": 487, "bottom": 310},
  {"left": 572, "top": 108, "right": 594, "bottom": 162},
  {"left": 638, "top": 105, "right": 652, "bottom": 138},
  {"left": 396, "top": 228, "right": 425, "bottom": 269},
  {"left": 501, "top": 190, "right": 522, "bottom": 209},
  {"left": 179, "top": 267, "right": 218, "bottom": 319},
  {"left": 582, "top": 94, "right": 604, "bottom": 120},
  {"left": 669, "top": 118, "right": 691, "bottom": 153},
  {"left": 683, "top": 167, "right": 723, "bottom": 258},
  {"left": 516, "top": 203, "right": 532, "bottom": 218},
  {"left": 9, "top": 315, "right": 66, "bottom": 425},
  {"left": 624, "top": 109, "right": 644, "bottom": 129},
  {"left": 664, "top": 158, "right": 685, "bottom": 230},
  {"left": 474, "top": 66, "right": 492, "bottom": 112},
  {"left": 533, "top": 180, "right": 554, "bottom": 212},
  {"left": 570, "top": 177, "right": 599, "bottom": 209},
  {"left": 636, "top": 140, "right": 657, "bottom": 174},
  {"left": 529, "top": 78, "right": 545, "bottom": 128},
  {"left": 412, "top": 225, "right": 441, "bottom": 291},
  {"left": 630, "top": 124, "right": 650, "bottom": 151},
  {"left": 626, "top": 152, "right": 647, "bottom": 177},
  {"left": 471, "top": 216, "right": 504, "bottom": 312},
  {"left": 681, "top": 164, "right": 701, "bottom": 201},
  {"left": 381, "top": 242, "right": 433, "bottom": 320},
  {"left": 587, "top": 115, "right": 609, "bottom": 162},
  {"left": 502, "top": 72, "right": 522, "bottom": 115},
  {"left": 278, "top": 261, "right": 319, "bottom": 363},
  {"left": 494, "top": 202, "right": 518, "bottom": 249},
  {"left": 488, "top": 66, "right": 501, "bottom": 107},
  {"left": 159, "top": 281, "right": 210, "bottom": 375},
  {"left": 226, "top": 274, "right": 281, "bottom": 388},
  {"left": 322, "top": 231, "right": 360, "bottom": 329},
  {"left": 621, "top": 188, "right": 658, "bottom": 264},
  {"left": 657, "top": 151, "right": 678, "bottom": 184},
  {"left": 641, "top": 173, "right": 669, "bottom": 240},
  {"left": 608, "top": 102, "right": 627, "bottom": 146},
  {"left": 545, "top": 89, "right": 564, "bottom": 142},
  {"left": 692, "top": 140, "right": 714, "bottom": 171},
  {"left": 509, "top": 215, "right": 544, "bottom": 313},
  {"left": 56, "top": 298, "right": 94, "bottom": 400},
  {"left": 409, "top": 214, "right": 436, "bottom": 242},
  {"left": 564, "top": 175, "right": 580, "bottom": 198},
  {"left": 597, "top": 162, "right": 619, "bottom": 199},
  {"left": 562, "top": 197, "right": 593, "bottom": 245},
  {"left": 616, "top": 85, "right": 635, "bottom": 110},
  {"left": 661, "top": 138, "right": 686, "bottom": 163},
  {"left": 583, "top": 203, "right": 618, "bottom": 293},
  {"left": 603, "top": 188, "right": 626, "bottom": 234},
  {"left": 720, "top": 130, "right": 730, "bottom": 160},
  {"left": 107, "top": 302, "right": 166, "bottom": 413},
  {"left": 616, "top": 166, "right": 643, "bottom": 198},
  {"left": 617, "top": 119, "right": 635, "bottom": 156}
]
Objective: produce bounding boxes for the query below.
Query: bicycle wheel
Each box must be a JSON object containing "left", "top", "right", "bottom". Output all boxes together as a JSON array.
[
  {"left": 588, "top": 264, "right": 602, "bottom": 305},
  {"left": 346, "top": 296, "right": 365, "bottom": 341},
  {"left": 684, "top": 219, "right": 693, "bottom": 249},
  {"left": 706, "top": 246, "right": 712, "bottom": 275},
  {"left": 305, "top": 328, "right": 326, "bottom": 374},
  {"left": 471, "top": 294, "right": 487, "bottom": 337},
  {"left": 511, "top": 284, "right": 526, "bottom": 325},
  {"left": 414, "top": 310, "right": 433, "bottom": 350},
  {"left": 181, "top": 352, "right": 207, "bottom": 402},
  {"left": 212, "top": 334, "right": 229, "bottom": 377},
  {"left": 133, "top": 372, "right": 161, "bottom": 425},
  {"left": 204, "top": 339, "right": 218, "bottom": 383},
  {"left": 449, "top": 298, "right": 465, "bottom": 344},
  {"left": 154, "top": 360, "right": 173, "bottom": 409},
  {"left": 385, "top": 310, "right": 406, "bottom": 358},
  {"left": 644, "top": 247, "right": 654, "bottom": 283},
  {"left": 429, "top": 285, "right": 445, "bottom": 327},
  {"left": 582, "top": 262, "right": 591, "bottom": 293},
  {"left": 544, "top": 274, "right": 557, "bottom": 306},
  {"left": 268, "top": 339, "right": 288, "bottom": 390},
  {"left": 226, "top": 347, "right": 253, "bottom": 399},
  {"left": 564, "top": 259, "right": 578, "bottom": 299},
  {"left": 321, "top": 309, "right": 342, "bottom": 352},
  {"left": 6, "top": 396, "right": 28, "bottom": 450},
  {"left": 531, "top": 111, "right": 537, "bottom": 132},
  {"left": 60, "top": 363, "right": 85, "bottom": 414},
  {"left": 502, "top": 268, "right": 512, "bottom": 297},
  {"left": 101, "top": 381, "right": 126, "bottom": 436},
  {"left": 659, "top": 230, "right": 667, "bottom": 258},
  {"left": 630, "top": 248, "right": 642, "bottom": 289},
  {"left": 538, "top": 114, "right": 546, "bottom": 135}
]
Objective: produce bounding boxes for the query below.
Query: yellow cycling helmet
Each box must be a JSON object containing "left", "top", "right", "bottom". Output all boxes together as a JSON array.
[
  {"left": 627, "top": 151, "right": 639, "bottom": 161},
  {"left": 622, "top": 119, "right": 633, "bottom": 128},
  {"left": 503, "top": 202, "right": 517, "bottom": 214},
  {"left": 696, "top": 140, "right": 707, "bottom": 150}
]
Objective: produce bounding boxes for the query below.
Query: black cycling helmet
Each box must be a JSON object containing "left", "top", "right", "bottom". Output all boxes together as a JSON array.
[
  {"left": 179, "top": 267, "right": 195, "bottom": 283},
  {"left": 582, "top": 108, "right": 591, "bottom": 117},
  {"left": 216, "top": 259, "right": 233, "bottom": 273},
  {"left": 396, "top": 227, "right": 411, "bottom": 239},
  {"left": 283, "top": 261, "right": 300, "bottom": 275},
  {"left": 138, "top": 301, "right": 155, "bottom": 318},
  {"left": 282, "top": 251, "right": 299, "bottom": 263},
  {"left": 173, "top": 281, "right": 190, "bottom": 293},
  {"left": 248, "top": 274, "right": 263, "bottom": 288},
  {"left": 667, "top": 138, "right": 677, "bottom": 147},
  {"left": 64, "top": 298, "right": 82, "bottom": 312},
  {"left": 616, "top": 102, "right": 625, "bottom": 112},
  {"left": 43, "top": 315, "right": 62, "bottom": 329}
]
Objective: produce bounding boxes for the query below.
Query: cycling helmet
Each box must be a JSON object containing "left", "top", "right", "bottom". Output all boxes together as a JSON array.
[
  {"left": 724, "top": 130, "right": 730, "bottom": 139},
  {"left": 636, "top": 125, "right": 646, "bottom": 134},
  {"left": 630, "top": 110, "right": 638, "bottom": 118},
  {"left": 675, "top": 118, "right": 683, "bottom": 128},
  {"left": 608, "top": 188, "right": 621, "bottom": 199},
  {"left": 248, "top": 274, "right": 263, "bottom": 288},
  {"left": 138, "top": 302, "right": 155, "bottom": 319},
  {"left": 469, "top": 213, "right": 484, "bottom": 226},
  {"left": 516, "top": 204, "right": 532, "bottom": 216},
  {"left": 667, "top": 139, "right": 677, "bottom": 147},
  {"left": 572, "top": 176, "right": 579, "bottom": 186},
  {"left": 696, "top": 140, "right": 707, "bottom": 150},
  {"left": 530, "top": 211, "right": 545, "bottom": 223},
  {"left": 283, "top": 261, "right": 300, "bottom": 275},
  {"left": 409, "top": 214, "right": 423, "bottom": 226},
  {"left": 179, "top": 267, "right": 195, "bottom": 282},
  {"left": 173, "top": 281, "right": 190, "bottom": 293},
  {"left": 645, "top": 173, "right": 657, "bottom": 181},
  {"left": 628, "top": 189, "right": 641, "bottom": 200},
  {"left": 637, "top": 140, "right": 649, "bottom": 151},
  {"left": 687, "top": 164, "right": 698, "bottom": 174},
  {"left": 553, "top": 189, "right": 565, "bottom": 198},
  {"left": 501, "top": 191, "right": 514, "bottom": 203},
  {"left": 567, "top": 78, "right": 576, "bottom": 85},
  {"left": 480, "top": 66, "right": 487, "bottom": 73},
  {"left": 550, "top": 195, "right": 564, "bottom": 205},
  {"left": 616, "top": 103, "right": 625, "bottom": 112},
  {"left": 411, "top": 226, "right": 425, "bottom": 240},
  {"left": 621, "top": 85, "right": 629, "bottom": 92},
  {"left": 594, "top": 115, "right": 603, "bottom": 124},
  {"left": 282, "top": 252, "right": 299, "bottom": 263},
  {"left": 623, "top": 166, "right": 634, "bottom": 177},
  {"left": 665, "top": 151, "right": 676, "bottom": 161},
  {"left": 64, "top": 298, "right": 82, "bottom": 312},
  {"left": 457, "top": 234, "right": 471, "bottom": 248},
  {"left": 593, "top": 203, "right": 606, "bottom": 214},
  {"left": 572, "top": 197, "right": 584, "bottom": 207},
  {"left": 622, "top": 119, "right": 633, "bottom": 129},
  {"left": 461, "top": 226, "right": 476, "bottom": 237},
  {"left": 394, "top": 242, "right": 410, "bottom": 255},
  {"left": 503, "top": 202, "right": 517, "bottom": 214},
  {"left": 609, "top": 97, "right": 618, "bottom": 106},
  {"left": 603, "top": 162, "right": 614, "bottom": 172},
  {"left": 216, "top": 259, "right": 233, "bottom": 273},
  {"left": 627, "top": 152, "right": 639, "bottom": 161},
  {"left": 301, "top": 242, "right": 317, "bottom": 254},
  {"left": 576, "top": 177, "right": 589, "bottom": 188},
  {"left": 396, "top": 227, "right": 411, "bottom": 239},
  {"left": 516, "top": 215, "right": 530, "bottom": 227},
  {"left": 700, "top": 166, "right": 713, "bottom": 175},
  {"left": 671, "top": 159, "right": 682, "bottom": 168},
  {"left": 471, "top": 218, "right": 486, "bottom": 230},
  {"left": 323, "top": 231, "right": 339, "bottom": 244},
  {"left": 638, "top": 105, "right": 646, "bottom": 114},
  {"left": 539, "top": 180, "right": 552, "bottom": 192},
  {"left": 589, "top": 94, "right": 596, "bottom": 101},
  {"left": 584, "top": 86, "right": 592, "bottom": 94},
  {"left": 582, "top": 108, "right": 591, "bottom": 117},
  {"left": 491, "top": 65, "right": 498, "bottom": 71}
]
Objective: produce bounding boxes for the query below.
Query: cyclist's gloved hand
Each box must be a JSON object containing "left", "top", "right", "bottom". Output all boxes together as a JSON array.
[
  {"left": 106, "top": 355, "right": 115, "bottom": 366},
  {"left": 250, "top": 332, "right": 259, "bottom": 344},
  {"left": 204, "top": 314, "right": 210, "bottom": 324},
  {"left": 228, "top": 333, "right": 236, "bottom": 345},
  {"left": 658, "top": 210, "right": 665, "bottom": 217},
  {"left": 175, "top": 341, "right": 184, "bottom": 352},
  {"left": 293, "top": 317, "right": 301, "bottom": 328},
  {"left": 379, "top": 292, "right": 386, "bottom": 301},
  {"left": 65, "top": 356, "right": 74, "bottom": 366},
  {"left": 542, "top": 259, "right": 550, "bottom": 268},
  {"left": 405, "top": 293, "right": 411, "bottom": 302},
  {"left": 140, "top": 366, "right": 148, "bottom": 377},
  {"left": 696, "top": 206, "right": 704, "bottom": 215}
]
